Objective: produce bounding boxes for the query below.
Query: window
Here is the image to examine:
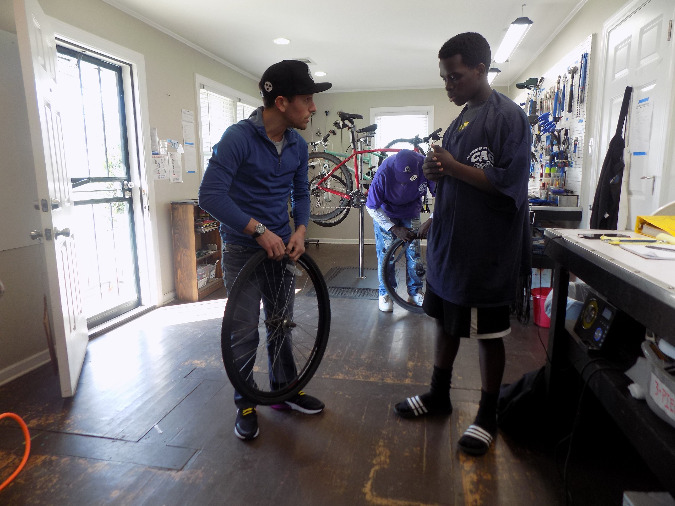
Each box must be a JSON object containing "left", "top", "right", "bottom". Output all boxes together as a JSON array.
[
  {"left": 196, "top": 75, "right": 260, "bottom": 175},
  {"left": 370, "top": 106, "right": 434, "bottom": 150}
]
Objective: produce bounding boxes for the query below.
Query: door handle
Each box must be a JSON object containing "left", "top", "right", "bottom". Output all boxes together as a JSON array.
[
  {"left": 54, "top": 227, "right": 71, "bottom": 238},
  {"left": 30, "top": 229, "right": 43, "bottom": 240}
]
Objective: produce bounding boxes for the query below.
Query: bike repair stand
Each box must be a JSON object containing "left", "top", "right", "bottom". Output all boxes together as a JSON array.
[
  {"left": 357, "top": 193, "right": 367, "bottom": 278},
  {"left": 323, "top": 162, "right": 379, "bottom": 292}
]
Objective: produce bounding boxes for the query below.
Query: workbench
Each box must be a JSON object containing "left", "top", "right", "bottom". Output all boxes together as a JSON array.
[{"left": 543, "top": 228, "right": 675, "bottom": 497}]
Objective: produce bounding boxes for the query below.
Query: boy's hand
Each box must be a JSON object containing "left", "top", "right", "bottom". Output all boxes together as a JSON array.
[
  {"left": 391, "top": 226, "right": 415, "bottom": 242},
  {"left": 423, "top": 144, "right": 455, "bottom": 182},
  {"left": 418, "top": 218, "right": 432, "bottom": 239}
]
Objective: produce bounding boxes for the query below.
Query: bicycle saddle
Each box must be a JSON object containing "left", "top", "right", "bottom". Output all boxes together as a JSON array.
[
  {"left": 337, "top": 111, "right": 363, "bottom": 121},
  {"left": 357, "top": 124, "right": 377, "bottom": 134}
]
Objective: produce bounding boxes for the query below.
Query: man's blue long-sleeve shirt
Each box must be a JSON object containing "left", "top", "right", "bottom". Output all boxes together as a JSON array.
[{"left": 198, "top": 107, "right": 310, "bottom": 247}]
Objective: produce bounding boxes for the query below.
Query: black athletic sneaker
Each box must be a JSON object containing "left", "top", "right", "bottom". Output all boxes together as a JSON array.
[
  {"left": 271, "top": 391, "right": 325, "bottom": 414},
  {"left": 234, "top": 407, "right": 259, "bottom": 440}
]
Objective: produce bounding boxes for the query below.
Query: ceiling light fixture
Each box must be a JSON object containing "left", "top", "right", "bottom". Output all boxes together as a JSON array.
[
  {"left": 487, "top": 67, "right": 501, "bottom": 85},
  {"left": 493, "top": 6, "right": 533, "bottom": 64},
  {"left": 314, "top": 71, "right": 326, "bottom": 77},
  {"left": 273, "top": 37, "right": 290, "bottom": 45}
]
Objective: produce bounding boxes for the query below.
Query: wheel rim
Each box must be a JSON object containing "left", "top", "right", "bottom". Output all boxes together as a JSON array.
[{"left": 308, "top": 153, "right": 352, "bottom": 223}]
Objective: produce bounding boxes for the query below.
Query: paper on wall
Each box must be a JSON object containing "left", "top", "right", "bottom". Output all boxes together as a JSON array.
[
  {"left": 169, "top": 151, "right": 183, "bottom": 183},
  {"left": 152, "top": 154, "right": 169, "bottom": 180},
  {"left": 184, "top": 144, "right": 197, "bottom": 174},
  {"left": 633, "top": 97, "right": 653, "bottom": 156}
]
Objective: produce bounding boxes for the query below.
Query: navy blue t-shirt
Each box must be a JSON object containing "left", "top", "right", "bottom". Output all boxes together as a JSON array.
[{"left": 426, "top": 91, "right": 531, "bottom": 306}]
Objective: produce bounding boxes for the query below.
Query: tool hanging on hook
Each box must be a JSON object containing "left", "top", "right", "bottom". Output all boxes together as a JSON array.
[{"left": 567, "top": 65, "right": 578, "bottom": 113}]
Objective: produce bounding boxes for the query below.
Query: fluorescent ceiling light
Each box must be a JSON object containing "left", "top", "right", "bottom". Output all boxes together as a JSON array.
[
  {"left": 314, "top": 71, "right": 326, "bottom": 77},
  {"left": 493, "top": 17, "right": 533, "bottom": 63},
  {"left": 273, "top": 37, "right": 290, "bottom": 45},
  {"left": 487, "top": 67, "right": 501, "bottom": 85}
]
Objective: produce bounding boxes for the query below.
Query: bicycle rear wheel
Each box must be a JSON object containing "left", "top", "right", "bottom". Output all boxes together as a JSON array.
[
  {"left": 382, "top": 238, "right": 426, "bottom": 314},
  {"left": 308, "top": 152, "right": 352, "bottom": 225},
  {"left": 221, "top": 251, "right": 331, "bottom": 405}
]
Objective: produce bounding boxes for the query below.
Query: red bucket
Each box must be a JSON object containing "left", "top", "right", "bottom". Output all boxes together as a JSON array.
[{"left": 532, "top": 287, "right": 552, "bottom": 328}]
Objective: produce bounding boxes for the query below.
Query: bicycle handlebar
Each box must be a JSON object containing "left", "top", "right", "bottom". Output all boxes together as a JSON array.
[{"left": 426, "top": 128, "right": 443, "bottom": 142}]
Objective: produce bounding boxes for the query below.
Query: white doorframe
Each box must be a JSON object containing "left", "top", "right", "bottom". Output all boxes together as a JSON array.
[{"left": 50, "top": 18, "right": 161, "bottom": 312}]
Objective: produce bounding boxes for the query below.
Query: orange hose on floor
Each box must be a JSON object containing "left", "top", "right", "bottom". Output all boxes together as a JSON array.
[{"left": 0, "top": 413, "right": 31, "bottom": 492}]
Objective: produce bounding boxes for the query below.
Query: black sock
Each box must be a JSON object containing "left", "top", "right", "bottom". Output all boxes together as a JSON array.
[
  {"left": 474, "top": 389, "right": 499, "bottom": 434},
  {"left": 419, "top": 366, "right": 452, "bottom": 408}
]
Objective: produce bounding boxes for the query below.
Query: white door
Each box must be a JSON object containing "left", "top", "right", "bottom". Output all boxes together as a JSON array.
[
  {"left": 598, "top": 0, "right": 675, "bottom": 228},
  {"left": 14, "top": 0, "right": 88, "bottom": 397}
]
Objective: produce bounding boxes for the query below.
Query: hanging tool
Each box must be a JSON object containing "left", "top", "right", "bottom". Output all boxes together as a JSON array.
[
  {"left": 560, "top": 74, "right": 567, "bottom": 119},
  {"left": 577, "top": 52, "right": 589, "bottom": 115},
  {"left": 552, "top": 76, "right": 562, "bottom": 120},
  {"left": 567, "top": 65, "right": 578, "bottom": 113}
]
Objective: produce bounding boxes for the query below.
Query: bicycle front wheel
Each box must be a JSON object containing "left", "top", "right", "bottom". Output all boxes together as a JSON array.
[
  {"left": 382, "top": 238, "right": 426, "bottom": 314},
  {"left": 221, "top": 251, "right": 331, "bottom": 405},
  {"left": 308, "top": 152, "right": 353, "bottom": 225}
]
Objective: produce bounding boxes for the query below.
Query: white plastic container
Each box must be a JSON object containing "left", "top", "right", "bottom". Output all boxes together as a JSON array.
[{"left": 641, "top": 340, "right": 675, "bottom": 429}]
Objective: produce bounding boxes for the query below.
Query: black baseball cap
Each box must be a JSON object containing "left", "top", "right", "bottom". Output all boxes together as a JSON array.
[{"left": 259, "top": 60, "right": 332, "bottom": 100}]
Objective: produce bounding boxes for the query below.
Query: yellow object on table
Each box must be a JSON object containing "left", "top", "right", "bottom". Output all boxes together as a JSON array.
[{"left": 635, "top": 215, "right": 675, "bottom": 242}]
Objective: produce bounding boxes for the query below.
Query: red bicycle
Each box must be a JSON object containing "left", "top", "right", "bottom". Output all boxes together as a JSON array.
[
  {"left": 307, "top": 111, "right": 399, "bottom": 227},
  {"left": 308, "top": 112, "right": 441, "bottom": 226}
]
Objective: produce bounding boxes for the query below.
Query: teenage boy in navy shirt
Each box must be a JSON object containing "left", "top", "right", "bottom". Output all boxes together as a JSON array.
[
  {"left": 393, "top": 33, "right": 532, "bottom": 456},
  {"left": 199, "top": 60, "right": 331, "bottom": 441}
]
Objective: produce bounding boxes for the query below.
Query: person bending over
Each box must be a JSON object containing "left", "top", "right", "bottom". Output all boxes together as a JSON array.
[{"left": 365, "top": 149, "right": 434, "bottom": 312}]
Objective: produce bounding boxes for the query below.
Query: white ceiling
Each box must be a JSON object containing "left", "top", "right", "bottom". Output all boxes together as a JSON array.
[{"left": 104, "top": 0, "right": 586, "bottom": 92}]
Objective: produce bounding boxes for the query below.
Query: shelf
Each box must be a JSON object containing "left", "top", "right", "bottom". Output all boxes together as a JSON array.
[
  {"left": 543, "top": 228, "right": 675, "bottom": 497},
  {"left": 196, "top": 250, "right": 219, "bottom": 262},
  {"left": 171, "top": 201, "right": 222, "bottom": 302},
  {"left": 198, "top": 278, "right": 223, "bottom": 299},
  {"left": 561, "top": 320, "right": 675, "bottom": 494}
]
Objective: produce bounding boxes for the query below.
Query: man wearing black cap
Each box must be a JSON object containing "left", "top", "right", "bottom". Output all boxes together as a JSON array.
[{"left": 199, "top": 60, "right": 331, "bottom": 441}]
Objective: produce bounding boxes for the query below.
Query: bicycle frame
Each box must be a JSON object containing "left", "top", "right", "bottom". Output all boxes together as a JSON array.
[
  {"left": 314, "top": 114, "right": 399, "bottom": 201},
  {"left": 310, "top": 131, "right": 386, "bottom": 182}
]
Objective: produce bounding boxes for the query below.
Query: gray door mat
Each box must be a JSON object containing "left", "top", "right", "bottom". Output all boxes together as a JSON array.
[{"left": 323, "top": 267, "right": 379, "bottom": 299}]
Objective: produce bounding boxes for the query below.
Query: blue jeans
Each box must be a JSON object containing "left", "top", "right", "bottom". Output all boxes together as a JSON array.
[
  {"left": 222, "top": 244, "right": 297, "bottom": 409},
  {"left": 373, "top": 217, "right": 423, "bottom": 297}
]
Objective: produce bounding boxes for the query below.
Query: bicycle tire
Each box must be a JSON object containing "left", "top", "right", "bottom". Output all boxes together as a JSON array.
[
  {"left": 308, "top": 152, "right": 353, "bottom": 224},
  {"left": 312, "top": 199, "right": 351, "bottom": 227},
  {"left": 382, "top": 238, "right": 426, "bottom": 314},
  {"left": 221, "top": 250, "right": 331, "bottom": 405}
]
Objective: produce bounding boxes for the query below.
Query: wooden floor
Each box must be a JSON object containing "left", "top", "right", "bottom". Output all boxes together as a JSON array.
[{"left": 0, "top": 244, "right": 663, "bottom": 505}]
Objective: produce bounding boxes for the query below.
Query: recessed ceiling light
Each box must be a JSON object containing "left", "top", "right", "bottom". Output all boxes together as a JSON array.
[
  {"left": 314, "top": 71, "right": 326, "bottom": 77},
  {"left": 273, "top": 37, "right": 290, "bottom": 45}
]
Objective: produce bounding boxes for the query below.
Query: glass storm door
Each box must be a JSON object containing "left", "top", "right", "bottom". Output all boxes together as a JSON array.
[{"left": 56, "top": 45, "right": 141, "bottom": 328}]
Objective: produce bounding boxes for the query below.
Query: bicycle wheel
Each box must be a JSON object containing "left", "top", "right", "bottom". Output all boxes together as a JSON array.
[
  {"left": 221, "top": 250, "right": 331, "bottom": 405},
  {"left": 308, "top": 152, "right": 353, "bottom": 224},
  {"left": 382, "top": 238, "right": 426, "bottom": 314}
]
